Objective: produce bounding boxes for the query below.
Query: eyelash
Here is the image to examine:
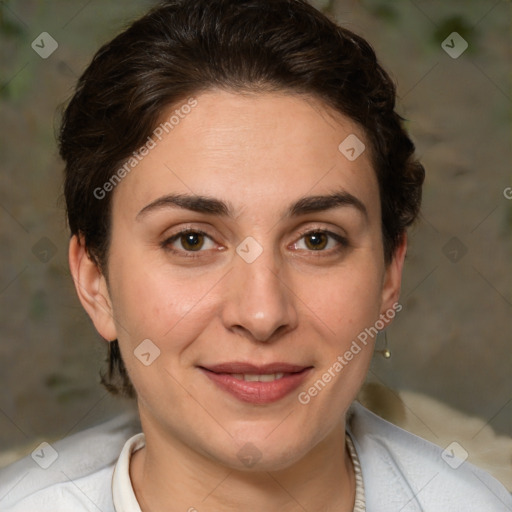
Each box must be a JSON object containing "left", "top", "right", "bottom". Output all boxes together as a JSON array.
[{"left": 160, "top": 227, "right": 349, "bottom": 259}]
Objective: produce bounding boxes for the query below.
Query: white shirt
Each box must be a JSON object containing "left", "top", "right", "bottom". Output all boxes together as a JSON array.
[{"left": 1, "top": 403, "right": 511, "bottom": 511}]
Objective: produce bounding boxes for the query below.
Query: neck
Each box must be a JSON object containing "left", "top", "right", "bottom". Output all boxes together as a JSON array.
[{"left": 130, "top": 412, "right": 355, "bottom": 512}]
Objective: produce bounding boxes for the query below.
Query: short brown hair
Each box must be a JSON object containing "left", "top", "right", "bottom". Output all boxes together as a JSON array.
[{"left": 59, "top": 0, "right": 425, "bottom": 398}]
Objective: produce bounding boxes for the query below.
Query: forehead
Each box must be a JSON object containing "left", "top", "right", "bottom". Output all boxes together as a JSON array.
[{"left": 112, "top": 90, "right": 380, "bottom": 222}]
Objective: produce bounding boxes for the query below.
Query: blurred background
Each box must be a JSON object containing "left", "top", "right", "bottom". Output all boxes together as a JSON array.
[{"left": 0, "top": 0, "right": 511, "bottom": 487}]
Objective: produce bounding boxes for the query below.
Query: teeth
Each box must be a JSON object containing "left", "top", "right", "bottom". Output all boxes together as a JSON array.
[{"left": 231, "top": 373, "right": 285, "bottom": 382}]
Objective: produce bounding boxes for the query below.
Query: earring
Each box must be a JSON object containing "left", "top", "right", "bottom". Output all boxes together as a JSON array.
[{"left": 376, "top": 330, "right": 391, "bottom": 359}]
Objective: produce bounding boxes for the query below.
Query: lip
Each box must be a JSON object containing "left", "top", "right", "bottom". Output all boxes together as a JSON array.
[
  {"left": 203, "top": 362, "right": 309, "bottom": 374},
  {"left": 199, "top": 362, "right": 313, "bottom": 405}
]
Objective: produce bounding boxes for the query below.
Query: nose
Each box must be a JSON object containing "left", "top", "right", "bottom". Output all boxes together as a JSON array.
[{"left": 220, "top": 244, "right": 298, "bottom": 343}]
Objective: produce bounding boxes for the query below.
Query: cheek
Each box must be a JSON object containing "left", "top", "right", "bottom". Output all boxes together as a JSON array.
[
  {"left": 110, "top": 261, "right": 221, "bottom": 344},
  {"left": 304, "top": 263, "right": 384, "bottom": 342},
  {"left": 107, "top": 260, "right": 223, "bottom": 399},
  {"left": 293, "top": 266, "right": 383, "bottom": 426}
]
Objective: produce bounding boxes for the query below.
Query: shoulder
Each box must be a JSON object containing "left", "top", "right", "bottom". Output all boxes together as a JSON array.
[
  {"left": 0, "top": 411, "right": 141, "bottom": 512},
  {"left": 348, "top": 401, "right": 512, "bottom": 512}
]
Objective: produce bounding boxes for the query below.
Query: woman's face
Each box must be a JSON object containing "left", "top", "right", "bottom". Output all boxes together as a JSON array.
[{"left": 76, "top": 90, "right": 405, "bottom": 470}]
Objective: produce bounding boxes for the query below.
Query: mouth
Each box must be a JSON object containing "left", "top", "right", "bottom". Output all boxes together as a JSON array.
[{"left": 198, "top": 362, "right": 313, "bottom": 404}]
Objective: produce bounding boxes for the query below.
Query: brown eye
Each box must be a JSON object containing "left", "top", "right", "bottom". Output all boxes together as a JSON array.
[
  {"left": 292, "top": 229, "right": 349, "bottom": 254},
  {"left": 180, "top": 232, "right": 205, "bottom": 251},
  {"left": 161, "top": 229, "right": 216, "bottom": 255},
  {"left": 304, "top": 232, "right": 328, "bottom": 250}
]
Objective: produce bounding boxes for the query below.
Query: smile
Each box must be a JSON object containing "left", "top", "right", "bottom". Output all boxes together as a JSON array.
[{"left": 199, "top": 362, "right": 313, "bottom": 404}]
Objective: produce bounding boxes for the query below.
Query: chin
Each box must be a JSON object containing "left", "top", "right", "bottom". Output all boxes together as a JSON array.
[{"left": 217, "top": 432, "right": 313, "bottom": 473}]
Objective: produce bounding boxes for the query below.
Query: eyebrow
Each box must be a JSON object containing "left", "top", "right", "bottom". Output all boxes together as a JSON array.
[{"left": 136, "top": 189, "right": 368, "bottom": 221}]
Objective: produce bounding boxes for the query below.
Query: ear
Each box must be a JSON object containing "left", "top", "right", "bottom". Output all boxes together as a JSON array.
[
  {"left": 380, "top": 233, "right": 407, "bottom": 323},
  {"left": 68, "top": 235, "right": 117, "bottom": 341}
]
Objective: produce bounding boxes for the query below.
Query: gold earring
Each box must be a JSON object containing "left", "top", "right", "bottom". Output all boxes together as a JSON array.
[{"left": 376, "top": 330, "right": 391, "bottom": 359}]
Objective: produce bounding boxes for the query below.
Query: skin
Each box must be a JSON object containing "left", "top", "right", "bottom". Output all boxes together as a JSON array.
[{"left": 69, "top": 90, "right": 406, "bottom": 512}]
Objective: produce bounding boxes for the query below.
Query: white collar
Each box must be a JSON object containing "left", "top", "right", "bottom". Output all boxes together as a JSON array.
[{"left": 112, "top": 432, "right": 145, "bottom": 512}]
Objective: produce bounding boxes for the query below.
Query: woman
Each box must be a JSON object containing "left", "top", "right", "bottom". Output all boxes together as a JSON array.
[{"left": 0, "top": 0, "right": 510, "bottom": 510}]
